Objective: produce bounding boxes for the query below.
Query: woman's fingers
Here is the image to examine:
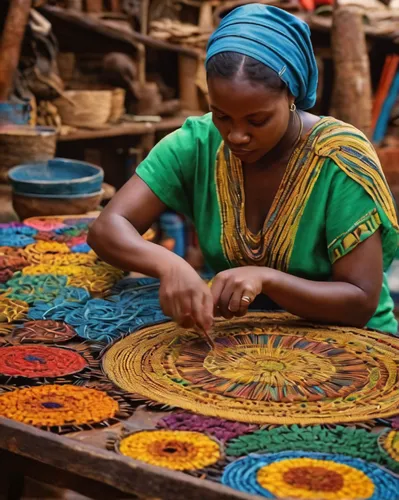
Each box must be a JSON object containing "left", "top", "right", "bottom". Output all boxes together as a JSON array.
[
  {"left": 212, "top": 273, "right": 254, "bottom": 318},
  {"left": 211, "top": 269, "right": 263, "bottom": 319},
  {"left": 211, "top": 274, "right": 234, "bottom": 319},
  {"left": 160, "top": 286, "right": 193, "bottom": 328},
  {"left": 159, "top": 289, "right": 172, "bottom": 318},
  {"left": 191, "top": 291, "right": 215, "bottom": 347},
  {"left": 158, "top": 265, "right": 217, "bottom": 332},
  {"left": 161, "top": 285, "right": 214, "bottom": 332},
  {"left": 201, "top": 289, "right": 215, "bottom": 331},
  {"left": 228, "top": 288, "right": 243, "bottom": 313},
  {"left": 174, "top": 292, "right": 196, "bottom": 328},
  {"left": 210, "top": 274, "right": 225, "bottom": 308},
  {"left": 162, "top": 269, "right": 265, "bottom": 330},
  {"left": 219, "top": 284, "right": 234, "bottom": 318},
  {"left": 229, "top": 288, "right": 255, "bottom": 316}
]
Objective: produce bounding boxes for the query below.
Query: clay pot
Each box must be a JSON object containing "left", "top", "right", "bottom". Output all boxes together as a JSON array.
[{"left": 12, "top": 190, "right": 103, "bottom": 220}]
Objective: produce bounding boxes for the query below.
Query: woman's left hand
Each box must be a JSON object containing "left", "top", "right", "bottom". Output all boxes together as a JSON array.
[{"left": 211, "top": 267, "right": 265, "bottom": 319}]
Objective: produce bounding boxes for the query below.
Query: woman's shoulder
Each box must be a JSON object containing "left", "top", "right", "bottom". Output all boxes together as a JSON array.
[
  {"left": 309, "top": 116, "right": 376, "bottom": 157},
  {"left": 308, "top": 116, "right": 385, "bottom": 194},
  {"left": 309, "top": 114, "right": 365, "bottom": 133},
  {"left": 144, "top": 113, "right": 220, "bottom": 162},
  {"left": 155, "top": 113, "right": 221, "bottom": 152},
  {"left": 181, "top": 112, "right": 221, "bottom": 141},
  {"left": 179, "top": 112, "right": 217, "bottom": 132},
  {"left": 184, "top": 112, "right": 214, "bottom": 127},
  {"left": 308, "top": 116, "right": 398, "bottom": 236}
]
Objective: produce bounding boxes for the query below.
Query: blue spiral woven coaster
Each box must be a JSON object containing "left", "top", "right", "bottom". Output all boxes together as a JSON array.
[{"left": 222, "top": 451, "right": 399, "bottom": 499}]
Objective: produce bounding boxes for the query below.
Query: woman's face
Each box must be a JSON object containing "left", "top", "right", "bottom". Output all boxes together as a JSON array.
[{"left": 208, "top": 76, "right": 291, "bottom": 164}]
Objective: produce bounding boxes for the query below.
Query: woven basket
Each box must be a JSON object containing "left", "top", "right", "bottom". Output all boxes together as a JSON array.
[
  {"left": 0, "top": 126, "right": 56, "bottom": 183},
  {"left": 109, "top": 88, "right": 126, "bottom": 122},
  {"left": 53, "top": 90, "right": 112, "bottom": 128}
]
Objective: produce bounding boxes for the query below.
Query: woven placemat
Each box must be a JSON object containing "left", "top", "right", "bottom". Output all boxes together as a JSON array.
[{"left": 103, "top": 312, "right": 399, "bottom": 425}]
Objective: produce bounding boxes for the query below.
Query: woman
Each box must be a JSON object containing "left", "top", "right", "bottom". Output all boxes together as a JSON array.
[{"left": 88, "top": 4, "right": 399, "bottom": 335}]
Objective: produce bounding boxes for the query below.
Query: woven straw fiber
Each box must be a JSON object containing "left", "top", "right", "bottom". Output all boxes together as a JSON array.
[{"left": 103, "top": 312, "right": 399, "bottom": 425}]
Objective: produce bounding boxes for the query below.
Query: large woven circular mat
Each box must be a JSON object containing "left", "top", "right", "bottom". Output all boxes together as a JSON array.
[{"left": 103, "top": 313, "right": 399, "bottom": 424}]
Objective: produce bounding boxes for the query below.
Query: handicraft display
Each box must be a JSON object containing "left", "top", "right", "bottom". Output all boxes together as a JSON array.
[{"left": 1, "top": 215, "right": 399, "bottom": 499}]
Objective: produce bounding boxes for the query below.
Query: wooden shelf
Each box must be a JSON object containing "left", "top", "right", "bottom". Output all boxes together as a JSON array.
[
  {"left": 57, "top": 116, "right": 189, "bottom": 142},
  {"left": 40, "top": 6, "right": 200, "bottom": 57}
]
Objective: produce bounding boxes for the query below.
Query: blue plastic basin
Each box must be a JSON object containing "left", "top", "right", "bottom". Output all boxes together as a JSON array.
[{"left": 8, "top": 158, "right": 104, "bottom": 196}]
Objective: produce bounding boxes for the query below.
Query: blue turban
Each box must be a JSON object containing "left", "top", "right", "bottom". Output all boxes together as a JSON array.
[{"left": 205, "top": 4, "right": 318, "bottom": 110}]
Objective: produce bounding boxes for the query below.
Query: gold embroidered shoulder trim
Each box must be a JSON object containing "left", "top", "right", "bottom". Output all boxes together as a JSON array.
[{"left": 314, "top": 120, "right": 398, "bottom": 230}]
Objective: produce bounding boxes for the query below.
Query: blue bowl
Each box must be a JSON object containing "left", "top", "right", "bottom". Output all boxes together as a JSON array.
[{"left": 8, "top": 158, "right": 104, "bottom": 196}]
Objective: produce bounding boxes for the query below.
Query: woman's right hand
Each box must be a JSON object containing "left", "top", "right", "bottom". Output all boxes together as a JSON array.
[{"left": 159, "top": 262, "right": 214, "bottom": 333}]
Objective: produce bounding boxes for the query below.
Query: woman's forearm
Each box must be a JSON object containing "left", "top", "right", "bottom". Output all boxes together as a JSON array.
[
  {"left": 87, "top": 213, "right": 188, "bottom": 278},
  {"left": 262, "top": 268, "right": 377, "bottom": 327}
]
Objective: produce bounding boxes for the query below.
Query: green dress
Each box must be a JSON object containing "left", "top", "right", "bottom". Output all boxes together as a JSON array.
[{"left": 136, "top": 113, "right": 399, "bottom": 334}]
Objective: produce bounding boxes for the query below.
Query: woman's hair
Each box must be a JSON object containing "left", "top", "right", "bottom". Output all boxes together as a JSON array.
[{"left": 206, "top": 52, "right": 286, "bottom": 92}]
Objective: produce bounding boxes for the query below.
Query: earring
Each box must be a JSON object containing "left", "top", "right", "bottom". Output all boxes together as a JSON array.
[{"left": 290, "top": 103, "right": 296, "bottom": 112}]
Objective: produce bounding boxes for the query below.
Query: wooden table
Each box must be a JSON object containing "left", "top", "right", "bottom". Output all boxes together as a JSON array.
[
  {"left": 0, "top": 417, "right": 259, "bottom": 500},
  {"left": 56, "top": 117, "right": 188, "bottom": 189}
]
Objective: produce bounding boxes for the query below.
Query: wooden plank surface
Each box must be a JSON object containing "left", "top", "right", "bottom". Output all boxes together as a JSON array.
[{"left": 0, "top": 417, "right": 261, "bottom": 500}]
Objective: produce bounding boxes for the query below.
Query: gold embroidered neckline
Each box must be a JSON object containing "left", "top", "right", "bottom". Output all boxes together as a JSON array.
[
  {"left": 215, "top": 117, "right": 331, "bottom": 270},
  {"left": 236, "top": 112, "right": 306, "bottom": 239}
]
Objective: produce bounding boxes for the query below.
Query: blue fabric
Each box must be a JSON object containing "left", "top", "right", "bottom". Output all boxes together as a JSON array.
[
  {"left": 206, "top": 4, "right": 318, "bottom": 110},
  {"left": 373, "top": 71, "right": 399, "bottom": 143}
]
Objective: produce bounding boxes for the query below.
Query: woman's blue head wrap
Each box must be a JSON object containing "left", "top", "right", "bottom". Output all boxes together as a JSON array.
[{"left": 205, "top": 4, "right": 318, "bottom": 110}]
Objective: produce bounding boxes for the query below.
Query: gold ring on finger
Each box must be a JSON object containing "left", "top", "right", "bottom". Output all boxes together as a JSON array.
[{"left": 241, "top": 295, "right": 252, "bottom": 304}]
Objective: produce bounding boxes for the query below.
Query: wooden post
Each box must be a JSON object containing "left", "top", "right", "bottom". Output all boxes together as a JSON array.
[
  {"left": 331, "top": 3, "right": 372, "bottom": 137},
  {"left": 0, "top": 0, "right": 32, "bottom": 101},
  {"left": 65, "top": 0, "right": 83, "bottom": 10},
  {"left": 136, "top": 0, "right": 150, "bottom": 86},
  {"left": 85, "top": 0, "right": 103, "bottom": 12},
  {"left": 107, "top": 0, "right": 120, "bottom": 11},
  {"left": 179, "top": 54, "right": 200, "bottom": 112},
  {"left": 199, "top": 2, "right": 213, "bottom": 30}
]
